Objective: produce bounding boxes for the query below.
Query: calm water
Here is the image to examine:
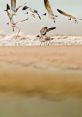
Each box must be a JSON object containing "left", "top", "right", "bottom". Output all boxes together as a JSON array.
[{"left": 0, "top": 96, "right": 82, "bottom": 117}]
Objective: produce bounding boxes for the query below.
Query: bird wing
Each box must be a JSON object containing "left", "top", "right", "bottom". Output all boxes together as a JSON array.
[
  {"left": 47, "top": 27, "right": 56, "bottom": 32},
  {"left": 16, "top": 2, "right": 27, "bottom": 12},
  {"left": 7, "top": 4, "right": 10, "bottom": 10},
  {"left": 15, "top": 18, "right": 29, "bottom": 24},
  {"left": 44, "top": 0, "right": 54, "bottom": 16},
  {"left": 57, "top": 9, "right": 76, "bottom": 19},
  {"left": 34, "top": 10, "right": 41, "bottom": 20},
  {"left": 11, "top": 0, "right": 16, "bottom": 11},
  {"left": 22, "top": 6, "right": 29, "bottom": 10}
]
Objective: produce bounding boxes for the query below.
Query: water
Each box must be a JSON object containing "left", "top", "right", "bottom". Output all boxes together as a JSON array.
[{"left": 0, "top": 96, "right": 82, "bottom": 117}]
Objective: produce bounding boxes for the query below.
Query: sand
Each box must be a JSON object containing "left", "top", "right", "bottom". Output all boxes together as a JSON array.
[{"left": 0, "top": 46, "right": 82, "bottom": 99}]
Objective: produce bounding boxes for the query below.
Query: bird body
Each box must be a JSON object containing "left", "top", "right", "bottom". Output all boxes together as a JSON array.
[
  {"left": 39, "top": 26, "right": 56, "bottom": 39},
  {"left": 37, "top": 26, "right": 56, "bottom": 45},
  {"left": 40, "top": 27, "right": 56, "bottom": 36}
]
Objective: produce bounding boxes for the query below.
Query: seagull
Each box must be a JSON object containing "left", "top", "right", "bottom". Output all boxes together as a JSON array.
[
  {"left": 44, "top": 0, "right": 58, "bottom": 23},
  {"left": 37, "top": 26, "right": 56, "bottom": 40},
  {"left": 37, "top": 26, "right": 56, "bottom": 45},
  {"left": 22, "top": 6, "right": 41, "bottom": 20},
  {"left": 57, "top": 9, "right": 82, "bottom": 23},
  {"left": 40, "top": 26, "right": 56, "bottom": 37},
  {"left": 6, "top": 10, "right": 28, "bottom": 32}
]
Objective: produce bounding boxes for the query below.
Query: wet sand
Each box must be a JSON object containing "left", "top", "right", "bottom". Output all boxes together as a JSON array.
[{"left": 0, "top": 46, "right": 82, "bottom": 99}]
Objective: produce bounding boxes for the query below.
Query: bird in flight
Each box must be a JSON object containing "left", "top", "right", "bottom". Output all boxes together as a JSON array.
[
  {"left": 44, "top": 0, "right": 58, "bottom": 23},
  {"left": 37, "top": 26, "right": 56, "bottom": 45},
  {"left": 57, "top": 9, "right": 82, "bottom": 23},
  {"left": 22, "top": 6, "right": 41, "bottom": 20},
  {"left": 37, "top": 26, "right": 56, "bottom": 39},
  {"left": 6, "top": 12, "right": 28, "bottom": 32}
]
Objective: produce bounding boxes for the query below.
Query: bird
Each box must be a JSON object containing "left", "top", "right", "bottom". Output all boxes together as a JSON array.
[
  {"left": 22, "top": 6, "right": 41, "bottom": 20},
  {"left": 37, "top": 26, "right": 56, "bottom": 45},
  {"left": 40, "top": 26, "right": 56, "bottom": 37},
  {"left": 44, "top": 0, "right": 58, "bottom": 23},
  {"left": 37, "top": 26, "right": 56, "bottom": 40},
  {"left": 6, "top": 9, "right": 28, "bottom": 32},
  {"left": 57, "top": 9, "right": 82, "bottom": 23}
]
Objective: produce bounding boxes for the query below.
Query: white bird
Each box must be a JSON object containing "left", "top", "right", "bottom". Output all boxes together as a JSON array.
[
  {"left": 57, "top": 9, "right": 82, "bottom": 23},
  {"left": 44, "top": 0, "right": 58, "bottom": 23},
  {"left": 22, "top": 6, "right": 41, "bottom": 20},
  {"left": 6, "top": 9, "right": 28, "bottom": 32}
]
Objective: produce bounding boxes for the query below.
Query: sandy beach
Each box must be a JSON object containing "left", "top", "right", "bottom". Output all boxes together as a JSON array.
[{"left": 0, "top": 46, "right": 82, "bottom": 99}]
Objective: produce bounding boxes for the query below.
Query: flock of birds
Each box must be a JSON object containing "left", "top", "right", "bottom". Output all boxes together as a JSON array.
[{"left": 4, "top": 0, "right": 82, "bottom": 40}]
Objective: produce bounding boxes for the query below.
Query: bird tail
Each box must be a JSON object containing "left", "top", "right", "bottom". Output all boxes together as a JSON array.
[{"left": 47, "top": 27, "right": 56, "bottom": 32}]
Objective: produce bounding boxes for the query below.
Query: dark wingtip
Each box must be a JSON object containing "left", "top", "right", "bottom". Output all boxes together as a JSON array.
[
  {"left": 53, "top": 27, "right": 56, "bottom": 29},
  {"left": 43, "top": 13, "right": 47, "bottom": 16},
  {"left": 57, "top": 9, "right": 59, "bottom": 11},
  {"left": 57, "top": 9, "right": 63, "bottom": 14},
  {"left": 22, "top": 6, "right": 28, "bottom": 10}
]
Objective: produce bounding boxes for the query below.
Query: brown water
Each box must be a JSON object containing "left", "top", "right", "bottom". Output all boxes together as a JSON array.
[{"left": 0, "top": 96, "right": 82, "bottom": 117}]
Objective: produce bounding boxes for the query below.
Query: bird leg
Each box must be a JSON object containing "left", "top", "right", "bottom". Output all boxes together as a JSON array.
[{"left": 15, "top": 26, "right": 21, "bottom": 39}]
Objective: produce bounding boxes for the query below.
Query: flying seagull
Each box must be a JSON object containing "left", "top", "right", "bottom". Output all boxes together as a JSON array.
[
  {"left": 37, "top": 26, "right": 56, "bottom": 39},
  {"left": 57, "top": 9, "right": 82, "bottom": 23},
  {"left": 44, "top": 0, "right": 58, "bottom": 23},
  {"left": 22, "top": 6, "right": 41, "bottom": 20},
  {"left": 6, "top": 9, "right": 28, "bottom": 32},
  {"left": 37, "top": 26, "right": 56, "bottom": 45}
]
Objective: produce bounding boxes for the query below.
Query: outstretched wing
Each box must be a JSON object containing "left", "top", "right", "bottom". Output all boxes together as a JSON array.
[
  {"left": 47, "top": 27, "right": 56, "bottom": 32},
  {"left": 7, "top": 4, "right": 10, "bottom": 10},
  {"left": 44, "top": 0, "right": 54, "bottom": 16},
  {"left": 11, "top": 0, "right": 16, "bottom": 11},
  {"left": 15, "top": 18, "right": 29, "bottom": 24},
  {"left": 34, "top": 10, "right": 41, "bottom": 20},
  {"left": 57, "top": 9, "right": 76, "bottom": 19},
  {"left": 4, "top": 4, "right": 10, "bottom": 11}
]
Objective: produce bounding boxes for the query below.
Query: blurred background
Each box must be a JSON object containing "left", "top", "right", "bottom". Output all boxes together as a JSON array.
[{"left": 0, "top": 0, "right": 82, "bottom": 35}]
